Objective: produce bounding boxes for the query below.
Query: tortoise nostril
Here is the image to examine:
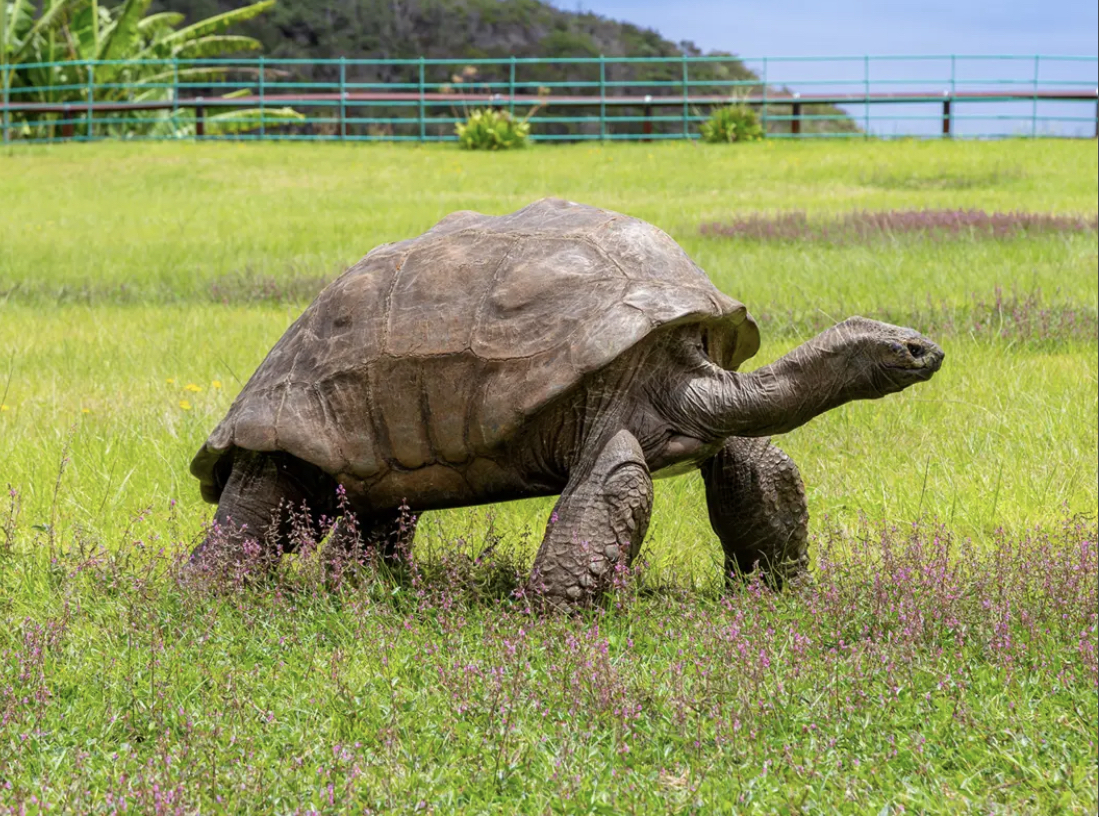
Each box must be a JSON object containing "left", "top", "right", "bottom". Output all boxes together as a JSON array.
[{"left": 906, "top": 341, "right": 925, "bottom": 359}]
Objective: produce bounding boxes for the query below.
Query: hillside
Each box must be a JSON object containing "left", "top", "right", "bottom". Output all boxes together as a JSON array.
[
  {"left": 158, "top": 0, "right": 737, "bottom": 66},
  {"left": 153, "top": 0, "right": 857, "bottom": 135}
]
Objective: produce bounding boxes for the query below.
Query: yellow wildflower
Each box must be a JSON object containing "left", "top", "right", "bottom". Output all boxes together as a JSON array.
[
  {"left": 166, "top": 378, "right": 176, "bottom": 385},
  {"left": 184, "top": 383, "right": 202, "bottom": 392},
  {"left": 0, "top": 404, "right": 9, "bottom": 412},
  {"left": 81, "top": 408, "right": 91, "bottom": 414},
  {"left": 179, "top": 400, "right": 192, "bottom": 411},
  {"left": 211, "top": 380, "right": 223, "bottom": 389}
]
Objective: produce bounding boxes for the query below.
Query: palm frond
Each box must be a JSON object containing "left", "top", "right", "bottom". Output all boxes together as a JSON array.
[
  {"left": 172, "top": 34, "right": 260, "bottom": 59},
  {"left": 135, "top": 11, "right": 182, "bottom": 32},
  {"left": 207, "top": 104, "right": 302, "bottom": 133},
  {"left": 9, "top": 0, "right": 85, "bottom": 64},
  {"left": 4, "top": 0, "right": 39, "bottom": 60},
  {"left": 157, "top": 0, "right": 274, "bottom": 48},
  {"left": 98, "top": 0, "right": 151, "bottom": 61},
  {"left": 128, "top": 64, "right": 228, "bottom": 87}
]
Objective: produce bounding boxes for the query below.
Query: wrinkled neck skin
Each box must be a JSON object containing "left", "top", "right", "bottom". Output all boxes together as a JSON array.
[
  {"left": 707, "top": 337, "right": 853, "bottom": 437},
  {"left": 653, "top": 324, "right": 868, "bottom": 444}
]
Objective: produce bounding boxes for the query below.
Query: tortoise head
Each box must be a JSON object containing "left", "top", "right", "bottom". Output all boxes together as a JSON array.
[{"left": 809, "top": 316, "right": 945, "bottom": 399}]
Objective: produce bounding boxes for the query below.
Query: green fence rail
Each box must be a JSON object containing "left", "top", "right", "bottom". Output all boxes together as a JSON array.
[{"left": 2, "top": 54, "right": 1097, "bottom": 144}]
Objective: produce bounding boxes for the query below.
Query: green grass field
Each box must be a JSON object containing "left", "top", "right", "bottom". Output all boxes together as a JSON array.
[{"left": 1, "top": 139, "right": 1097, "bottom": 814}]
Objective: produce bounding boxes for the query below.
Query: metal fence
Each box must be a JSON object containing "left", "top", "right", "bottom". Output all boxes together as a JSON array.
[{"left": 3, "top": 53, "right": 1097, "bottom": 144}]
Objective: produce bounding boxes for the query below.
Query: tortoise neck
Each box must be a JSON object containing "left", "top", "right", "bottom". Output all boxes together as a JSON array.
[{"left": 700, "top": 335, "right": 849, "bottom": 438}]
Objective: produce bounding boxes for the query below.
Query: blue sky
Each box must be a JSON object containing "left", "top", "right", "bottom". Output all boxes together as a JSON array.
[
  {"left": 567, "top": 0, "right": 1098, "bottom": 57},
  {"left": 559, "top": 0, "right": 1098, "bottom": 135}
]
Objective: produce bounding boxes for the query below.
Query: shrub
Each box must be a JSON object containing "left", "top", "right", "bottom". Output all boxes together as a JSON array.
[
  {"left": 700, "top": 104, "right": 764, "bottom": 143},
  {"left": 456, "top": 108, "right": 531, "bottom": 150},
  {"left": 2, "top": 0, "right": 279, "bottom": 139}
]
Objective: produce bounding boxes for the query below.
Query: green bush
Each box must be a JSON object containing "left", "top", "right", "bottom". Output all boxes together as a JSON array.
[
  {"left": 700, "top": 104, "right": 764, "bottom": 143},
  {"left": 1, "top": 0, "right": 284, "bottom": 139},
  {"left": 456, "top": 108, "right": 531, "bottom": 150}
]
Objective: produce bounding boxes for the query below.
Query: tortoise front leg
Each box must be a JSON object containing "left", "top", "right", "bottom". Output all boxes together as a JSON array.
[
  {"left": 700, "top": 437, "right": 809, "bottom": 588},
  {"left": 529, "top": 430, "right": 653, "bottom": 608},
  {"left": 190, "top": 450, "right": 337, "bottom": 574}
]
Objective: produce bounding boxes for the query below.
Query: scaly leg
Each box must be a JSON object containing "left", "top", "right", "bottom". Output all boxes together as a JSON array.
[
  {"left": 529, "top": 430, "right": 653, "bottom": 607},
  {"left": 700, "top": 436, "right": 809, "bottom": 588}
]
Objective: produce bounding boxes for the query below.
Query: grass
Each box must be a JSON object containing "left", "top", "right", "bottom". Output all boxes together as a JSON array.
[
  {"left": 3, "top": 139, "right": 1096, "bottom": 307},
  {"left": 0, "top": 138, "right": 1096, "bottom": 813}
]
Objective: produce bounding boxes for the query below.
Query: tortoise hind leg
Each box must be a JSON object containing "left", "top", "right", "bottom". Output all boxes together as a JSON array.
[
  {"left": 529, "top": 430, "right": 653, "bottom": 608},
  {"left": 700, "top": 437, "right": 809, "bottom": 589},
  {"left": 190, "top": 450, "right": 339, "bottom": 574}
]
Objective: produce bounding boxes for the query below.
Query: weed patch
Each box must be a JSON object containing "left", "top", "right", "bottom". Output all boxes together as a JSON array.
[
  {"left": 701, "top": 209, "right": 1098, "bottom": 242},
  {"left": 0, "top": 515, "right": 1094, "bottom": 813}
]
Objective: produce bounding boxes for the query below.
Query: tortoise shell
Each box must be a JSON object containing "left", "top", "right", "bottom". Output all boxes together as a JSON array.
[{"left": 191, "top": 198, "right": 760, "bottom": 501}]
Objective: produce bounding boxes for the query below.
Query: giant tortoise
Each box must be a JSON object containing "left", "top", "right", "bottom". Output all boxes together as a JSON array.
[{"left": 190, "top": 198, "right": 944, "bottom": 604}]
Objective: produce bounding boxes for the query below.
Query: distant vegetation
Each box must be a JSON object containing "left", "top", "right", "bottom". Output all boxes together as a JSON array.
[
  {"left": 146, "top": 0, "right": 858, "bottom": 138},
  {"left": 3, "top": 0, "right": 857, "bottom": 139},
  {"left": 456, "top": 107, "right": 533, "bottom": 149},
  {"left": 1, "top": 0, "right": 300, "bottom": 137},
  {"left": 700, "top": 103, "right": 764, "bottom": 143}
]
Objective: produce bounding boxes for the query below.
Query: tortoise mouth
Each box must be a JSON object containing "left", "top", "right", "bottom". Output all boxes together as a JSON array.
[{"left": 885, "top": 357, "right": 943, "bottom": 380}]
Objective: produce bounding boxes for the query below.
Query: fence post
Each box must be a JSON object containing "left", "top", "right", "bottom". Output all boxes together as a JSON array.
[
  {"left": 942, "top": 97, "right": 952, "bottom": 136},
  {"left": 172, "top": 58, "right": 179, "bottom": 136},
  {"left": 863, "top": 55, "right": 870, "bottom": 137},
  {"left": 61, "top": 105, "right": 74, "bottom": 139},
  {"left": 196, "top": 102, "right": 205, "bottom": 138},
  {"left": 681, "top": 55, "right": 689, "bottom": 139},
  {"left": 259, "top": 55, "right": 266, "bottom": 139},
  {"left": 418, "top": 57, "right": 425, "bottom": 142},
  {"left": 949, "top": 54, "right": 956, "bottom": 138},
  {"left": 1031, "top": 54, "right": 1039, "bottom": 137},
  {"left": 791, "top": 100, "right": 801, "bottom": 135},
  {"left": 2, "top": 63, "right": 9, "bottom": 145},
  {"left": 761, "top": 57, "right": 768, "bottom": 135},
  {"left": 339, "top": 56, "right": 346, "bottom": 141},
  {"left": 599, "top": 56, "right": 606, "bottom": 140},
  {"left": 86, "top": 61, "right": 94, "bottom": 140},
  {"left": 509, "top": 56, "right": 516, "bottom": 117}
]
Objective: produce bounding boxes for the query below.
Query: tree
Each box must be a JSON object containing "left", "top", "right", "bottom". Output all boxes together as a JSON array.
[{"left": 2, "top": 0, "right": 290, "bottom": 137}]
